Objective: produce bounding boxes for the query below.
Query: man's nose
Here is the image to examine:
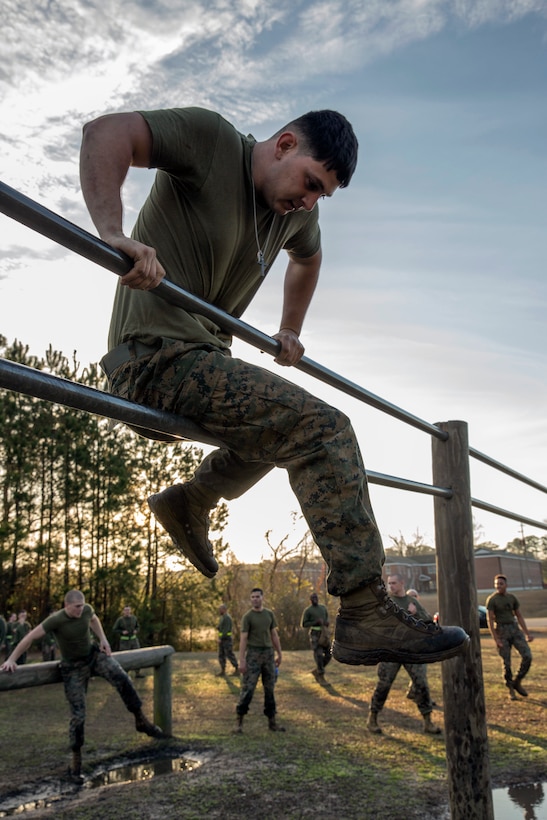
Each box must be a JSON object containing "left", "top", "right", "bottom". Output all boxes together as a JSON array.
[{"left": 300, "top": 193, "right": 321, "bottom": 211}]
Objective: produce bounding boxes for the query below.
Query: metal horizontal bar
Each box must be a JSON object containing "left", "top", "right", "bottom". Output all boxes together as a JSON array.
[
  {"left": 470, "top": 446, "right": 547, "bottom": 495},
  {"left": 366, "top": 470, "right": 452, "bottom": 498},
  {"left": 0, "top": 358, "right": 225, "bottom": 449},
  {"left": 471, "top": 497, "right": 547, "bottom": 531},
  {"left": 0, "top": 180, "right": 446, "bottom": 440}
]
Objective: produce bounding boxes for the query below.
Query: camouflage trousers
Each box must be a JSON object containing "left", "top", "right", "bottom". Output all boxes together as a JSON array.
[
  {"left": 371, "top": 661, "right": 434, "bottom": 716},
  {"left": 218, "top": 637, "right": 238, "bottom": 671},
  {"left": 236, "top": 647, "right": 276, "bottom": 718},
  {"left": 60, "top": 645, "right": 142, "bottom": 750},
  {"left": 309, "top": 630, "right": 332, "bottom": 673},
  {"left": 496, "top": 623, "right": 532, "bottom": 684},
  {"left": 109, "top": 339, "right": 385, "bottom": 596}
]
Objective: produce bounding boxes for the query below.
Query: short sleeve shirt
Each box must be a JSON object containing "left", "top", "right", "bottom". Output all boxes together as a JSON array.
[
  {"left": 41, "top": 604, "right": 95, "bottom": 662},
  {"left": 241, "top": 608, "right": 277, "bottom": 649},
  {"left": 486, "top": 592, "right": 519, "bottom": 625},
  {"left": 217, "top": 613, "right": 233, "bottom": 636},
  {"left": 108, "top": 107, "right": 321, "bottom": 351}
]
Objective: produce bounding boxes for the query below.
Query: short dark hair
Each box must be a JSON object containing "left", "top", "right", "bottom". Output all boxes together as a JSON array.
[
  {"left": 251, "top": 587, "right": 263, "bottom": 595},
  {"left": 281, "top": 110, "right": 358, "bottom": 188},
  {"left": 495, "top": 574, "right": 507, "bottom": 583}
]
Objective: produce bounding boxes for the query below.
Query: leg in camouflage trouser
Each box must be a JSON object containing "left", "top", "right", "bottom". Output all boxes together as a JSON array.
[
  {"left": 404, "top": 663, "right": 434, "bottom": 716},
  {"left": 370, "top": 661, "right": 402, "bottom": 714},
  {"left": 310, "top": 630, "right": 332, "bottom": 674},
  {"left": 497, "top": 623, "right": 532, "bottom": 685},
  {"left": 236, "top": 648, "right": 276, "bottom": 718},
  {"left": 110, "top": 341, "right": 385, "bottom": 597},
  {"left": 61, "top": 646, "right": 142, "bottom": 750},
  {"left": 218, "top": 637, "right": 238, "bottom": 672},
  {"left": 372, "top": 661, "right": 434, "bottom": 716}
]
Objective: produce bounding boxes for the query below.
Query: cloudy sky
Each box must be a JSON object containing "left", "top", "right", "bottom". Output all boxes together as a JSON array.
[{"left": 1, "top": 0, "right": 546, "bottom": 563}]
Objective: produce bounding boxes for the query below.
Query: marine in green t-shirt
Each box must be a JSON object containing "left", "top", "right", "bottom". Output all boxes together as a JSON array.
[
  {"left": 236, "top": 588, "right": 284, "bottom": 732},
  {"left": 81, "top": 106, "right": 468, "bottom": 670},
  {"left": 0, "top": 589, "right": 166, "bottom": 777},
  {"left": 486, "top": 574, "right": 533, "bottom": 699}
]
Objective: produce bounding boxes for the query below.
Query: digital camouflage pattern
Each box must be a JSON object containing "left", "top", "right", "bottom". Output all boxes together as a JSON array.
[
  {"left": 236, "top": 647, "right": 276, "bottom": 718},
  {"left": 60, "top": 646, "right": 142, "bottom": 750},
  {"left": 371, "top": 661, "right": 435, "bottom": 716},
  {"left": 496, "top": 622, "right": 532, "bottom": 685}
]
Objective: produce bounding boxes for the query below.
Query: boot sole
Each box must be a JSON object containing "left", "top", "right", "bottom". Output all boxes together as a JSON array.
[
  {"left": 148, "top": 489, "right": 218, "bottom": 578},
  {"left": 332, "top": 635, "right": 470, "bottom": 666}
]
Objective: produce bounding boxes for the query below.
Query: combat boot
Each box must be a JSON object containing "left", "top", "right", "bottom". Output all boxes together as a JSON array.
[
  {"left": 134, "top": 709, "right": 169, "bottom": 738},
  {"left": 332, "top": 579, "right": 469, "bottom": 666},
  {"left": 513, "top": 677, "right": 528, "bottom": 697},
  {"left": 234, "top": 714, "right": 244, "bottom": 734},
  {"left": 366, "top": 711, "right": 382, "bottom": 734},
  {"left": 507, "top": 682, "right": 517, "bottom": 701},
  {"left": 148, "top": 483, "right": 219, "bottom": 578},
  {"left": 268, "top": 716, "right": 286, "bottom": 732},
  {"left": 423, "top": 713, "right": 442, "bottom": 735}
]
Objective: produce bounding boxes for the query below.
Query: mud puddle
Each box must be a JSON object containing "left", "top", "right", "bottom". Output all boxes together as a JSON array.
[{"left": 0, "top": 747, "right": 206, "bottom": 816}]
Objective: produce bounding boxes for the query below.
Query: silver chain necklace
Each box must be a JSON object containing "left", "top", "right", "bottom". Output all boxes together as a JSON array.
[{"left": 251, "top": 172, "right": 276, "bottom": 278}]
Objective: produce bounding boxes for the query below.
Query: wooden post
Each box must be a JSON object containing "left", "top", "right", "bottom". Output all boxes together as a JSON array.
[
  {"left": 154, "top": 652, "right": 173, "bottom": 736},
  {"left": 432, "top": 420, "right": 493, "bottom": 820}
]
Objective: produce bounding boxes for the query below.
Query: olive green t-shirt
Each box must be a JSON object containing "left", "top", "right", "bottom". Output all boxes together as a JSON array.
[
  {"left": 241, "top": 608, "right": 277, "bottom": 649},
  {"left": 217, "top": 613, "right": 233, "bottom": 637},
  {"left": 41, "top": 604, "right": 95, "bottom": 662},
  {"left": 485, "top": 592, "right": 520, "bottom": 626},
  {"left": 113, "top": 615, "right": 138, "bottom": 636},
  {"left": 301, "top": 603, "right": 329, "bottom": 629},
  {"left": 108, "top": 107, "right": 321, "bottom": 351}
]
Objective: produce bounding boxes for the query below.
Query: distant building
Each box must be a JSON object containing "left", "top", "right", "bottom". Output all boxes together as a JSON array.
[
  {"left": 383, "top": 548, "right": 544, "bottom": 593},
  {"left": 474, "top": 547, "right": 543, "bottom": 592}
]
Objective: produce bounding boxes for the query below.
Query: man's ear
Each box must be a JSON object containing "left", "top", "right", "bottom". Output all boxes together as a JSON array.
[{"left": 274, "top": 131, "right": 298, "bottom": 158}]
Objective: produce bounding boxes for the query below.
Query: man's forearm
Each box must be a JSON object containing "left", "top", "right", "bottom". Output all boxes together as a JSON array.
[{"left": 280, "top": 253, "right": 321, "bottom": 335}]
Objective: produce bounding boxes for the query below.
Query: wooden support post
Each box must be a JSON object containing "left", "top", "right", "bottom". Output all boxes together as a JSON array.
[
  {"left": 432, "top": 420, "right": 493, "bottom": 820},
  {"left": 154, "top": 652, "right": 173, "bottom": 736}
]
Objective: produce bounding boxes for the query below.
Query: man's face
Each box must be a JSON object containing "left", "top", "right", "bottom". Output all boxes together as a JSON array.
[
  {"left": 310, "top": 595, "right": 318, "bottom": 606},
  {"left": 65, "top": 599, "right": 85, "bottom": 618},
  {"left": 123, "top": 607, "right": 131, "bottom": 616},
  {"left": 259, "top": 137, "right": 340, "bottom": 216},
  {"left": 387, "top": 576, "right": 405, "bottom": 597},
  {"left": 250, "top": 591, "right": 264, "bottom": 610},
  {"left": 494, "top": 577, "right": 507, "bottom": 594}
]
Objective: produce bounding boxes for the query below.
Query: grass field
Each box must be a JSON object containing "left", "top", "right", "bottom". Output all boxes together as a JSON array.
[{"left": 0, "top": 618, "right": 545, "bottom": 819}]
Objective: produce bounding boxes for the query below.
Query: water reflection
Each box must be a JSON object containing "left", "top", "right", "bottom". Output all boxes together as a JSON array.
[
  {"left": 88, "top": 755, "right": 198, "bottom": 788},
  {"left": 493, "top": 782, "right": 545, "bottom": 820},
  {"left": 0, "top": 753, "right": 202, "bottom": 817}
]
